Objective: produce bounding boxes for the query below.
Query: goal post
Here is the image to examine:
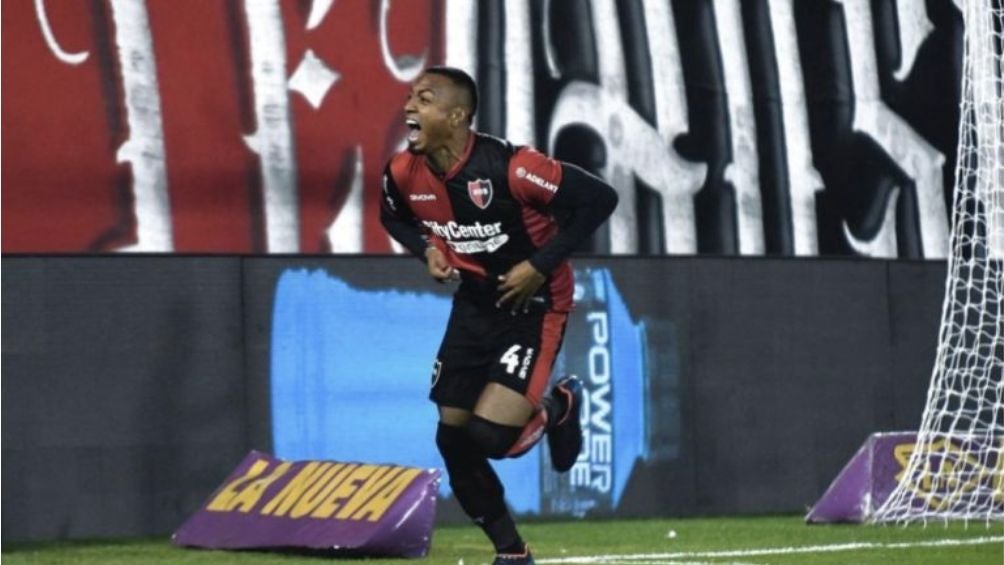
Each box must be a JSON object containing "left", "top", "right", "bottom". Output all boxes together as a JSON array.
[{"left": 870, "top": 0, "right": 1004, "bottom": 524}]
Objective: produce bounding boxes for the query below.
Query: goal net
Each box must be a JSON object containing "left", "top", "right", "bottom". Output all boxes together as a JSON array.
[{"left": 871, "top": 0, "right": 1004, "bottom": 524}]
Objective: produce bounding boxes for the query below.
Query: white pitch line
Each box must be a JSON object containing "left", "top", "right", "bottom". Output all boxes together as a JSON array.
[
  {"left": 537, "top": 536, "right": 1004, "bottom": 564},
  {"left": 587, "top": 561, "right": 761, "bottom": 565}
]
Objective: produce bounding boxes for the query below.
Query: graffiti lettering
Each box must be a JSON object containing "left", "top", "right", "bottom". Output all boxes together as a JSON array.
[{"left": 3, "top": 1, "right": 965, "bottom": 257}]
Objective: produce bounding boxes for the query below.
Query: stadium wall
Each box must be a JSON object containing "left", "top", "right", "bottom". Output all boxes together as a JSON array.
[
  {"left": 2, "top": 1, "right": 963, "bottom": 258},
  {"left": 2, "top": 258, "right": 248, "bottom": 540},
  {"left": 2, "top": 256, "right": 944, "bottom": 540}
]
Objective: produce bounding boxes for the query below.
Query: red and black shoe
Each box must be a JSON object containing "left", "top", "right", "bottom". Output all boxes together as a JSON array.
[
  {"left": 493, "top": 543, "right": 535, "bottom": 565},
  {"left": 546, "top": 375, "right": 584, "bottom": 472}
]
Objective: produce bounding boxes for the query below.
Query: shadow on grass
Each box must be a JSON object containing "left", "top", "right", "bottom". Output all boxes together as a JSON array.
[
  {"left": 2, "top": 539, "right": 414, "bottom": 561},
  {"left": 2, "top": 537, "right": 167, "bottom": 553}
]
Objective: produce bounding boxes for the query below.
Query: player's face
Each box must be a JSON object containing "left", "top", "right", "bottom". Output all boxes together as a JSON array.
[{"left": 403, "top": 73, "right": 462, "bottom": 154}]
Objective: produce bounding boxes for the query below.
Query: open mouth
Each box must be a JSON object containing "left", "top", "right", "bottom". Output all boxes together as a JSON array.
[{"left": 405, "top": 118, "right": 421, "bottom": 143}]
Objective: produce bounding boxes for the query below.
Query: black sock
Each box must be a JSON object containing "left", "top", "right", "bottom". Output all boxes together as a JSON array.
[
  {"left": 542, "top": 395, "right": 564, "bottom": 430},
  {"left": 482, "top": 513, "right": 525, "bottom": 554},
  {"left": 437, "top": 423, "right": 524, "bottom": 552}
]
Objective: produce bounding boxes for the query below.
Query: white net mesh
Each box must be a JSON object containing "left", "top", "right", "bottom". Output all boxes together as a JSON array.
[{"left": 871, "top": 0, "right": 1004, "bottom": 524}]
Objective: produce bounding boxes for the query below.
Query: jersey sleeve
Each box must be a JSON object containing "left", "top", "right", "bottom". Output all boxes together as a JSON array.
[
  {"left": 526, "top": 162, "right": 619, "bottom": 275},
  {"left": 507, "top": 147, "right": 564, "bottom": 208},
  {"left": 379, "top": 162, "right": 429, "bottom": 260}
]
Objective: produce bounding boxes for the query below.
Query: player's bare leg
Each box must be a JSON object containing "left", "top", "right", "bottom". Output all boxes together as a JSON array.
[
  {"left": 438, "top": 405, "right": 472, "bottom": 427},
  {"left": 474, "top": 383, "right": 534, "bottom": 425}
]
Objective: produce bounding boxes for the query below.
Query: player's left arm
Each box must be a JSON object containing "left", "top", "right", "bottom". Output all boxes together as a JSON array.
[
  {"left": 525, "top": 162, "right": 618, "bottom": 273},
  {"left": 497, "top": 149, "right": 618, "bottom": 311}
]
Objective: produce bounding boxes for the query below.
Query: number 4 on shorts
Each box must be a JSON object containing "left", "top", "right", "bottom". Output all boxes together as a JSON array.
[{"left": 500, "top": 345, "right": 522, "bottom": 375}]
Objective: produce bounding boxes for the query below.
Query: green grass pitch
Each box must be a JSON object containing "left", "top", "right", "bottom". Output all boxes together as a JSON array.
[{"left": 3, "top": 516, "right": 1002, "bottom": 565}]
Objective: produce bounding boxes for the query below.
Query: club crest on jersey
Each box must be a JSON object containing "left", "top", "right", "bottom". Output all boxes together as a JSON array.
[{"left": 467, "top": 178, "right": 494, "bottom": 209}]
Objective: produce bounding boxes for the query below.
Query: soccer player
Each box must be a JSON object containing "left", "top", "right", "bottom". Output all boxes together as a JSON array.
[{"left": 380, "top": 66, "right": 618, "bottom": 565}]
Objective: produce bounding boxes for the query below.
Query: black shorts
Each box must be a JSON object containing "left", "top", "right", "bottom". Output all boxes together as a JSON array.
[{"left": 430, "top": 291, "right": 568, "bottom": 410}]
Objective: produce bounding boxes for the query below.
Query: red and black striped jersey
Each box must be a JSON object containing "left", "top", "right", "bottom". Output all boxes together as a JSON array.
[{"left": 381, "top": 132, "right": 574, "bottom": 312}]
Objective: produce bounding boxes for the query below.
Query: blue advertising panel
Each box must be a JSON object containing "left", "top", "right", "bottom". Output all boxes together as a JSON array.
[{"left": 270, "top": 265, "right": 681, "bottom": 516}]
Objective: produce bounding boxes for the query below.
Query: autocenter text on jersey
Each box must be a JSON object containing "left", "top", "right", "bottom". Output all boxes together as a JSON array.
[{"left": 422, "top": 220, "right": 504, "bottom": 241}]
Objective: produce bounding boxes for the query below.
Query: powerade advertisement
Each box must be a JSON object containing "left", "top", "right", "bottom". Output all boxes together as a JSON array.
[{"left": 269, "top": 263, "right": 681, "bottom": 518}]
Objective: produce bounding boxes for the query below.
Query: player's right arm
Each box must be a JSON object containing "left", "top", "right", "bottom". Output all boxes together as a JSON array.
[
  {"left": 379, "top": 163, "right": 458, "bottom": 282},
  {"left": 379, "top": 163, "right": 429, "bottom": 257}
]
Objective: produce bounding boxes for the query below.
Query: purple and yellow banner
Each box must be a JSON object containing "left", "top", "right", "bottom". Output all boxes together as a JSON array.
[
  {"left": 807, "top": 432, "right": 1004, "bottom": 522},
  {"left": 173, "top": 451, "right": 440, "bottom": 558}
]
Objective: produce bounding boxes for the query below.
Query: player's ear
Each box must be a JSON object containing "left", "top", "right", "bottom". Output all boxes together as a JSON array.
[{"left": 450, "top": 107, "right": 464, "bottom": 127}]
